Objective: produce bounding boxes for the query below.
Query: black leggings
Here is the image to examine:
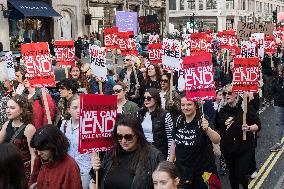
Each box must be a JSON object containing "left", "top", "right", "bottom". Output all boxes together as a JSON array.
[{"left": 224, "top": 151, "right": 253, "bottom": 189}]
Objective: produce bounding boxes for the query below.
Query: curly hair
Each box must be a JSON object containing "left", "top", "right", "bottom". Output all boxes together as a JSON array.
[
  {"left": 31, "top": 125, "right": 69, "bottom": 162},
  {"left": 9, "top": 95, "right": 33, "bottom": 125}
]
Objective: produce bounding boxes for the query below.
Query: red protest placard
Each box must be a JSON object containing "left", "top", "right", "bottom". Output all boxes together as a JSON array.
[
  {"left": 54, "top": 40, "right": 75, "bottom": 68},
  {"left": 116, "top": 31, "right": 139, "bottom": 56},
  {"left": 104, "top": 27, "right": 118, "bottom": 51},
  {"left": 190, "top": 33, "right": 212, "bottom": 55},
  {"left": 182, "top": 53, "right": 216, "bottom": 101},
  {"left": 218, "top": 30, "right": 239, "bottom": 51},
  {"left": 232, "top": 57, "right": 260, "bottom": 93},
  {"left": 79, "top": 94, "right": 117, "bottom": 154},
  {"left": 148, "top": 43, "right": 162, "bottom": 64},
  {"left": 264, "top": 35, "right": 277, "bottom": 54},
  {"left": 21, "top": 42, "right": 56, "bottom": 88}
]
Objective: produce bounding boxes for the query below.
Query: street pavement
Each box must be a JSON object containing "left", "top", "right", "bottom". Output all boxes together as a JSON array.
[{"left": 220, "top": 105, "right": 284, "bottom": 189}]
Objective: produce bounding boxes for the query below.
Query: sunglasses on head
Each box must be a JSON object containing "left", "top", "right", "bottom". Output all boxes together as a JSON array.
[
  {"left": 123, "top": 58, "right": 131, "bottom": 62},
  {"left": 144, "top": 96, "right": 153, "bottom": 101},
  {"left": 160, "top": 79, "right": 169, "bottom": 83},
  {"left": 113, "top": 88, "right": 123, "bottom": 94},
  {"left": 117, "top": 134, "right": 136, "bottom": 141},
  {"left": 223, "top": 91, "right": 233, "bottom": 96}
]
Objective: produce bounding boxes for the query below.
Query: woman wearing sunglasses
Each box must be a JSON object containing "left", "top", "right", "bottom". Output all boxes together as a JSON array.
[
  {"left": 215, "top": 85, "right": 261, "bottom": 189},
  {"left": 145, "top": 64, "right": 161, "bottom": 90},
  {"left": 169, "top": 94, "right": 221, "bottom": 189},
  {"left": 138, "top": 88, "right": 174, "bottom": 159},
  {"left": 90, "top": 115, "right": 164, "bottom": 189},
  {"left": 112, "top": 84, "right": 139, "bottom": 117},
  {"left": 159, "top": 73, "right": 181, "bottom": 120}
]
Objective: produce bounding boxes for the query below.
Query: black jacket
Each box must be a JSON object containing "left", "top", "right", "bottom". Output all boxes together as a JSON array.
[
  {"left": 91, "top": 145, "right": 164, "bottom": 189},
  {"left": 272, "top": 76, "right": 284, "bottom": 107},
  {"left": 215, "top": 102, "right": 261, "bottom": 156}
]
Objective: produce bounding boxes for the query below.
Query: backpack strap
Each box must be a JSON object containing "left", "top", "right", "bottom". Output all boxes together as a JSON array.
[{"left": 9, "top": 124, "right": 26, "bottom": 143}]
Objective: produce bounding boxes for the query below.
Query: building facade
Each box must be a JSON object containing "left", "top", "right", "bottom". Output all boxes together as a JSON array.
[{"left": 169, "top": 0, "right": 284, "bottom": 32}]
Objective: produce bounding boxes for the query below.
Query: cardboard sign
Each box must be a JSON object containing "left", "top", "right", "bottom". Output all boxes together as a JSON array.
[
  {"left": 79, "top": 94, "right": 117, "bottom": 153},
  {"left": 104, "top": 27, "right": 118, "bottom": 50},
  {"left": 89, "top": 45, "right": 107, "bottom": 81},
  {"left": 264, "top": 35, "right": 277, "bottom": 54},
  {"left": 4, "top": 51, "right": 16, "bottom": 80},
  {"left": 240, "top": 41, "right": 257, "bottom": 58},
  {"left": 250, "top": 33, "right": 264, "bottom": 59},
  {"left": 21, "top": 42, "right": 56, "bottom": 88},
  {"left": 138, "top": 14, "right": 160, "bottom": 34},
  {"left": 218, "top": 30, "right": 238, "bottom": 51},
  {"left": 232, "top": 57, "right": 259, "bottom": 93},
  {"left": 237, "top": 21, "right": 273, "bottom": 41},
  {"left": 162, "top": 38, "right": 182, "bottom": 70},
  {"left": 182, "top": 53, "right": 216, "bottom": 101},
  {"left": 116, "top": 11, "right": 138, "bottom": 35},
  {"left": 54, "top": 40, "right": 75, "bottom": 68},
  {"left": 190, "top": 33, "right": 212, "bottom": 55},
  {"left": 148, "top": 43, "right": 162, "bottom": 64},
  {"left": 116, "top": 31, "right": 139, "bottom": 56}
]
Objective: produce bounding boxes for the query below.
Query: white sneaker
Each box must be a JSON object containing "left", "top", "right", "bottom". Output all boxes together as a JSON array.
[{"left": 250, "top": 171, "right": 258, "bottom": 179}]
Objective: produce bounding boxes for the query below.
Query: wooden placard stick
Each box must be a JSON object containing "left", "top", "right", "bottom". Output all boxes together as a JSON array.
[
  {"left": 65, "top": 67, "right": 69, "bottom": 79},
  {"left": 112, "top": 49, "right": 117, "bottom": 81},
  {"left": 41, "top": 88, "right": 52, "bottom": 124},
  {"left": 226, "top": 50, "right": 230, "bottom": 74},
  {"left": 242, "top": 92, "right": 248, "bottom": 140},
  {"left": 169, "top": 69, "right": 174, "bottom": 101},
  {"left": 98, "top": 80, "right": 103, "bottom": 95}
]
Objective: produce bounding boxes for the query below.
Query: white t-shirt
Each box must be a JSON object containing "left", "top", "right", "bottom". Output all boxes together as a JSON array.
[
  {"left": 141, "top": 112, "right": 153, "bottom": 143},
  {"left": 160, "top": 91, "right": 167, "bottom": 109}
]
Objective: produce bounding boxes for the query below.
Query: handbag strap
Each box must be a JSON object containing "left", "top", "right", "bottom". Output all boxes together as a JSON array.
[{"left": 9, "top": 124, "right": 26, "bottom": 143}]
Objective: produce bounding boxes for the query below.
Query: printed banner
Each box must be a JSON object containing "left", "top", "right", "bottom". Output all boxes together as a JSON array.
[
  {"left": 232, "top": 57, "right": 259, "bottom": 93},
  {"left": 4, "top": 51, "right": 16, "bottom": 80},
  {"left": 162, "top": 38, "right": 182, "bottom": 70},
  {"left": 116, "top": 31, "right": 139, "bottom": 56},
  {"left": 237, "top": 21, "right": 273, "bottom": 41},
  {"left": 148, "top": 43, "right": 162, "bottom": 64},
  {"left": 182, "top": 34, "right": 191, "bottom": 56},
  {"left": 138, "top": 14, "right": 160, "bottom": 34},
  {"left": 264, "top": 35, "right": 277, "bottom": 54},
  {"left": 54, "top": 40, "right": 75, "bottom": 68},
  {"left": 79, "top": 94, "right": 117, "bottom": 153},
  {"left": 250, "top": 33, "right": 264, "bottom": 59},
  {"left": 116, "top": 11, "right": 138, "bottom": 35},
  {"left": 182, "top": 53, "right": 216, "bottom": 101},
  {"left": 240, "top": 41, "right": 257, "bottom": 58},
  {"left": 21, "top": 42, "right": 56, "bottom": 88},
  {"left": 217, "top": 30, "right": 238, "bottom": 51},
  {"left": 104, "top": 27, "right": 118, "bottom": 50},
  {"left": 89, "top": 45, "right": 107, "bottom": 81},
  {"left": 190, "top": 33, "right": 212, "bottom": 55}
]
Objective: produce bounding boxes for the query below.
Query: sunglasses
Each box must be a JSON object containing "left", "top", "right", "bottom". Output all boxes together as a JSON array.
[
  {"left": 117, "top": 134, "right": 136, "bottom": 141},
  {"left": 223, "top": 91, "right": 233, "bottom": 96},
  {"left": 144, "top": 96, "right": 153, "bottom": 101},
  {"left": 113, "top": 88, "right": 123, "bottom": 94},
  {"left": 160, "top": 79, "right": 169, "bottom": 83},
  {"left": 123, "top": 58, "right": 131, "bottom": 62}
]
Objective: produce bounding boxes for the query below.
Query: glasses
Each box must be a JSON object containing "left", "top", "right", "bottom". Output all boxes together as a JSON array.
[
  {"left": 160, "top": 79, "right": 169, "bottom": 83},
  {"left": 123, "top": 58, "right": 131, "bottom": 62},
  {"left": 113, "top": 88, "right": 123, "bottom": 94},
  {"left": 144, "top": 96, "right": 153, "bottom": 101},
  {"left": 222, "top": 91, "right": 233, "bottom": 96},
  {"left": 117, "top": 134, "right": 136, "bottom": 141}
]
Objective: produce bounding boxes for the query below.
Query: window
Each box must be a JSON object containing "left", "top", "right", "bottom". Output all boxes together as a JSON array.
[
  {"left": 199, "top": 0, "right": 203, "bottom": 10},
  {"left": 206, "top": 0, "right": 217, "bottom": 9},
  {"left": 169, "top": 0, "right": 177, "bottom": 10},
  {"left": 188, "top": 0, "right": 195, "bottom": 10},
  {"left": 226, "top": 0, "right": 234, "bottom": 9},
  {"left": 180, "top": 0, "right": 185, "bottom": 10}
]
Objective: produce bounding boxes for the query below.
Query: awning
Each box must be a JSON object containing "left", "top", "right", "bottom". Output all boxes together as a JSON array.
[{"left": 8, "top": 0, "right": 61, "bottom": 18}]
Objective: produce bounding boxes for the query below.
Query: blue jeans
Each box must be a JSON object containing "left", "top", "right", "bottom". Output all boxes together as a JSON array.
[{"left": 274, "top": 106, "right": 284, "bottom": 144}]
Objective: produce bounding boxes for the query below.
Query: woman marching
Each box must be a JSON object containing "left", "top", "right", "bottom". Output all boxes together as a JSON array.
[
  {"left": 0, "top": 95, "right": 36, "bottom": 181},
  {"left": 169, "top": 94, "right": 221, "bottom": 189},
  {"left": 215, "top": 85, "right": 261, "bottom": 189}
]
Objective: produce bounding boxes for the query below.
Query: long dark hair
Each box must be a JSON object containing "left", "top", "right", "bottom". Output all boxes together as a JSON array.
[
  {"left": 111, "top": 115, "right": 150, "bottom": 175},
  {"left": 9, "top": 95, "right": 33, "bottom": 125},
  {"left": 0, "top": 143, "right": 28, "bottom": 189},
  {"left": 145, "top": 64, "right": 161, "bottom": 85},
  {"left": 143, "top": 88, "right": 163, "bottom": 116},
  {"left": 154, "top": 161, "right": 179, "bottom": 180},
  {"left": 31, "top": 125, "right": 70, "bottom": 162}
]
